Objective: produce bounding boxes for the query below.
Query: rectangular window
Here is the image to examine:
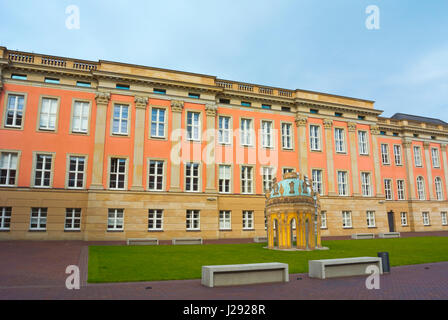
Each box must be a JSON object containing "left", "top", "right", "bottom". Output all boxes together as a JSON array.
[
  {"left": 335, "top": 112, "right": 343, "bottom": 117},
  {"left": 185, "top": 163, "right": 200, "bottom": 192},
  {"left": 188, "top": 93, "right": 200, "bottom": 99},
  {"left": 400, "top": 212, "right": 408, "bottom": 226},
  {"left": 34, "top": 154, "right": 52, "bottom": 187},
  {"left": 0, "top": 152, "right": 18, "bottom": 186},
  {"left": 65, "top": 208, "right": 81, "bottom": 231},
  {"left": 153, "top": 88, "right": 166, "bottom": 95},
  {"left": 107, "top": 209, "right": 124, "bottom": 231},
  {"left": 243, "top": 211, "right": 254, "bottom": 230},
  {"left": 361, "top": 172, "right": 372, "bottom": 197},
  {"left": 261, "top": 120, "right": 273, "bottom": 148},
  {"left": 116, "top": 84, "right": 130, "bottom": 90},
  {"left": 441, "top": 212, "right": 447, "bottom": 226},
  {"left": 44, "top": 77, "right": 60, "bottom": 84},
  {"left": 261, "top": 104, "right": 271, "bottom": 110},
  {"left": 109, "top": 158, "right": 126, "bottom": 189},
  {"left": 342, "top": 211, "right": 352, "bottom": 228},
  {"left": 240, "top": 118, "right": 253, "bottom": 146},
  {"left": 218, "top": 165, "right": 231, "bottom": 193},
  {"left": 431, "top": 148, "right": 440, "bottom": 168},
  {"left": 281, "top": 106, "right": 291, "bottom": 112},
  {"left": 310, "top": 125, "right": 321, "bottom": 151},
  {"left": 39, "top": 98, "right": 58, "bottom": 130},
  {"left": 312, "top": 169, "right": 323, "bottom": 195},
  {"left": 241, "top": 101, "right": 251, "bottom": 107},
  {"left": 186, "top": 111, "right": 201, "bottom": 141},
  {"left": 76, "top": 81, "right": 91, "bottom": 88},
  {"left": 262, "top": 167, "right": 274, "bottom": 193},
  {"left": 281, "top": 123, "right": 293, "bottom": 149},
  {"left": 148, "top": 209, "right": 163, "bottom": 231},
  {"left": 394, "top": 145, "right": 402, "bottom": 166},
  {"left": 68, "top": 156, "right": 86, "bottom": 189},
  {"left": 397, "top": 180, "right": 406, "bottom": 200},
  {"left": 5, "top": 94, "right": 25, "bottom": 128},
  {"left": 241, "top": 166, "right": 253, "bottom": 194},
  {"left": 148, "top": 160, "right": 164, "bottom": 191},
  {"left": 11, "top": 74, "right": 27, "bottom": 80},
  {"left": 72, "top": 101, "right": 90, "bottom": 133},
  {"left": 414, "top": 146, "right": 422, "bottom": 167},
  {"left": 186, "top": 210, "right": 200, "bottom": 230},
  {"left": 30, "top": 208, "right": 47, "bottom": 231},
  {"left": 435, "top": 178, "right": 444, "bottom": 201},
  {"left": 358, "top": 131, "right": 368, "bottom": 155},
  {"left": 422, "top": 212, "right": 430, "bottom": 226},
  {"left": 366, "top": 211, "right": 376, "bottom": 228},
  {"left": 381, "top": 144, "right": 390, "bottom": 165},
  {"left": 283, "top": 168, "right": 294, "bottom": 175},
  {"left": 219, "top": 210, "right": 231, "bottom": 230},
  {"left": 219, "top": 98, "right": 230, "bottom": 104},
  {"left": 150, "top": 108, "right": 166, "bottom": 138},
  {"left": 337, "top": 171, "right": 348, "bottom": 196},
  {"left": 334, "top": 128, "right": 346, "bottom": 153},
  {"left": 320, "top": 211, "right": 327, "bottom": 229},
  {"left": 384, "top": 179, "right": 393, "bottom": 200},
  {"left": 112, "top": 104, "right": 129, "bottom": 135},
  {"left": 417, "top": 177, "right": 426, "bottom": 200},
  {"left": 218, "top": 116, "right": 231, "bottom": 144},
  {"left": 0, "top": 207, "right": 12, "bottom": 231}
]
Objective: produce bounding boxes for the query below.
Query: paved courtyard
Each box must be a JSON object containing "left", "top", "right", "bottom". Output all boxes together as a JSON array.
[{"left": 0, "top": 233, "right": 447, "bottom": 300}]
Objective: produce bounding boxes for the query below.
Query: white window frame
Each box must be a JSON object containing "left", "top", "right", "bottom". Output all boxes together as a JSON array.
[
  {"left": 422, "top": 212, "right": 430, "bottom": 226},
  {"left": 381, "top": 144, "right": 390, "bottom": 165},
  {"left": 320, "top": 211, "right": 327, "bottom": 229},
  {"left": 241, "top": 166, "right": 254, "bottom": 194},
  {"left": 312, "top": 169, "right": 323, "bottom": 195},
  {"left": 334, "top": 128, "right": 346, "bottom": 153},
  {"left": 186, "top": 111, "right": 201, "bottom": 141},
  {"left": 218, "top": 164, "right": 231, "bottom": 193},
  {"left": 150, "top": 108, "right": 166, "bottom": 138},
  {"left": 243, "top": 210, "right": 254, "bottom": 230},
  {"left": 400, "top": 212, "right": 408, "bottom": 226},
  {"left": 262, "top": 166, "right": 274, "bottom": 193},
  {"left": 67, "top": 156, "right": 86, "bottom": 189},
  {"left": 186, "top": 210, "right": 200, "bottom": 230},
  {"left": 435, "top": 177, "right": 444, "bottom": 201},
  {"left": 148, "top": 209, "right": 163, "bottom": 231},
  {"left": 361, "top": 172, "right": 372, "bottom": 197},
  {"left": 218, "top": 116, "right": 231, "bottom": 145},
  {"left": 0, "top": 207, "right": 12, "bottom": 230},
  {"left": 310, "top": 125, "right": 321, "bottom": 151},
  {"left": 185, "top": 162, "right": 200, "bottom": 192},
  {"left": 337, "top": 171, "right": 348, "bottom": 196},
  {"left": 39, "top": 97, "right": 58, "bottom": 131},
  {"left": 219, "top": 210, "right": 231, "bottom": 230},
  {"left": 394, "top": 145, "right": 402, "bottom": 166},
  {"left": 281, "top": 123, "right": 293, "bottom": 150},
  {"left": 65, "top": 208, "right": 81, "bottom": 231},
  {"left": 366, "top": 211, "right": 376, "bottom": 228},
  {"left": 417, "top": 176, "right": 426, "bottom": 200},
  {"left": 441, "top": 212, "right": 447, "bottom": 226},
  {"left": 261, "top": 120, "right": 274, "bottom": 148},
  {"left": 33, "top": 154, "right": 53, "bottom": 188},
  {"left": 240, "top": 118, "right": 253, "bottom": 146},
  {"left": 397, "top": 179, "right": 406, "bottom": 200},
  {"left": 148, "top": 160, "right": 164, "bottom": 191},
  {"left": 0, "top": 152, "right": 18, "bottom": 186},
  {"left": 414, "top": 146, "right": 422, "bottom": 167},
  {"left": 358, "top": 131, "right": 369, "bottom": 155},
  {"left": 109, "top": 158, "right": 127, "bottom": 190},
  {"left": 342, "top": 211, "right": 352, "bottom": 228},
  {"left": 71, "top": 101, "right": 90, "bottom": 133},
  {"left": 5, "top": 94, "right": 25, "bottom": 128},
  {"left": 431, "top": 148, "right": 440, "bottom": 168},
  {"left": 384, "top": 179, "right": 393, "bottom": 200},
  {"left": 107, "top": 208, "right": 124, "bottom": 231},
  {"left": 30, "top": 207, "right": 47, "bottom": 231},
  {"left": 112, "top": 104, "right": 129, "bottom": 135}
]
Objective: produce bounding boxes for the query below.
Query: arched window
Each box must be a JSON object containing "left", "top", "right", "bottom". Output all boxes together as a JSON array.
[
  {"left": 416, "top": 176, "right": 426, "bottom": 200},
  {"left": 435, "top": 177, "right": 444, "bottom": 201}
]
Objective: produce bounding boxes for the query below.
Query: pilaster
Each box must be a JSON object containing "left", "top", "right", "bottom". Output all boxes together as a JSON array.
[
  {"left": 402, "top": 138, "right": 417, "bottom": 200},
  {"left": 423, "top": 142, "right": 435, "bottom": 200},
  {"left": 442, "top": 144, "right": 448, "bottom": 201},
  {"left": 348, "top": 122, "right": 360, "bottom": 196},
  {"left": 90, "top": 91, "right": 111, "bottom": 190},
  {"left": 130, "top": 96, "right": 148, "bottom": 191},
  {"left": 204, "top": 103, "right": 217, "bottom": 193},
  {"left": 295, "top": 115, "right": 308, "bottom": 176},
  {"left": 323, "top": 119, "right": 337, "bottom": 196},
  {"left": 370, "top": 125, "right": 384, "bottom": 197},
  {"left": 169, "top": 100, "right": 184, "bottom": 192}
]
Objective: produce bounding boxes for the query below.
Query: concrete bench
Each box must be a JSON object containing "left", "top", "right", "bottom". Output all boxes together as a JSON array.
[
  {"left": 379, "top": 232, "right": 400, "bottom": 238},
  {"left": 351, "top": 233, "right": 375, "bottom": 240},
  {"left": 172, "top": 238, "right": 203, "bottom": 245},
  {"left": 202, "top": 263, "right": 289, "bottom": 287},
  {"left": 309, "top": 257, "right": 383, "bottom": 279},
  {"left": 126, "top": 238, "right": 159, "bottom": 245},
  {"left": 253, "top": 236, "right": 268, "bottom": 243}
]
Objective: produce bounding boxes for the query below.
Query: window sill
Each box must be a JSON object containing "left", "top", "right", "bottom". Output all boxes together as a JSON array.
[
  {"left": 186, "top": 230, "right": 201, "bottom": 232},
  {"left": 64, "top": 229, "right": 81, "bottom": 232},
  {"left": 148, "top": 230, "right": 164, "bottom": 232},
  {"left": 107, "top": 230, "right": 124, "bottom": 232},
  {"left": 28, "top": 230, "right": 46, "bottom": 232},
  {"left": 243, "top": 229, "right": 255, "bottom": 231},
  {"left": 0, "top": 229, "right": 10, "bottom": 232},
  {"left": 219, "top": 229, "right": 232, "bottom": 232},
  {"left": 343, "top": 227, "right": 353, "bottom": 229}
]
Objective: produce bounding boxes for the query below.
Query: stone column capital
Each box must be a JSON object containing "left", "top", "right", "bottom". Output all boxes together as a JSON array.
[
  {"left": 441, "top": 144, "right": 447, "bottom": 152},
  {"left": 95, "top": 91, "right": 111, "bottom": 105},
  {"left": 134, "top": 96, "right": 148, "bottom": 109},
  {"left": 205, "top": 103, "right": 218, "bottom": 117},
  {"left": 323, "top": 119, "right": 333, "bottom": 129},
  {"left": 348, "top": 122, "right": 357, "bottom": 132},
  {"left": 370, "top": 125, "right": 380, "bottom": 135},
  {"left": 295, "top": 115, "right": 308, "bottom": 127},
  {"left": 402, "top": 139, "right": 412, "bottom": 148},
  {"left": 171, "top": 100, "right": 184, "bottom": 113},
  {"left": 423, "top": 141, "right": 431, "bottom": 149}
]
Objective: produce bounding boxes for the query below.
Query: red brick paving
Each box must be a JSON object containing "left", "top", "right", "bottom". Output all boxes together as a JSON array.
[{"left": 0, "top": 232, "right": 447, "bottom": 300}]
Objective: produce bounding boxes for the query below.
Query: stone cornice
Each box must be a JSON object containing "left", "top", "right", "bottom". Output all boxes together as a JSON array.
[
  {"left": 171, "top": 100, "right": 184, "bottom": 113},
  {"left": 296, "top": 100, "right": 383, "bottom": 117}
]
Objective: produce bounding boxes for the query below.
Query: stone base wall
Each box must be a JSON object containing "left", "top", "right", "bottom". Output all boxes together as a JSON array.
[{"left": 0, "top": 189, "right": 447, "bottom": 240}]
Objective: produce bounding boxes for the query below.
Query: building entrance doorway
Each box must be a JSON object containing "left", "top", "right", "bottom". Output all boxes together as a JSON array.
[{"left": 387, "top": 211, "right": 395, "bottom": 232}]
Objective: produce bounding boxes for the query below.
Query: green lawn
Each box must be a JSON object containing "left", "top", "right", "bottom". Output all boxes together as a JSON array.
[{"left": 88, "top": 237, "right": 448, "bottom": 283}]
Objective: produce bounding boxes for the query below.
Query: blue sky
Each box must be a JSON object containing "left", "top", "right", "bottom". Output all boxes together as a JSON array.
[{"left": 1, "top": 0, "right": 447, "bottom": 121}]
